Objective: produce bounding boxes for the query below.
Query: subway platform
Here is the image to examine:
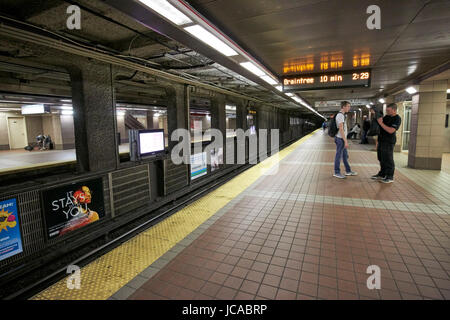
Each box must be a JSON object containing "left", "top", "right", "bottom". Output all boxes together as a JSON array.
[{"left": 33, "top": 130, "right": 450, "bottom": 300}]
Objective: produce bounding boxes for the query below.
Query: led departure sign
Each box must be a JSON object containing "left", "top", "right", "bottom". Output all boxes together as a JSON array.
[{"left": 282, "top": 69, "right": 371, "bottom": 91}]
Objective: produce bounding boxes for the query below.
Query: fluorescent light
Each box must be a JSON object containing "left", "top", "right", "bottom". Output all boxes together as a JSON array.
[
  {"left": 240, "top": 62, "right": 265, "bottom": 77},
  {"left": 60, "top": 99, "right": 71, "bottom": 103},
  {"left": 447, "top": 89, "right": 450, "bottom": 93},
  {"left": 378, "top": 98, "right": 385, "bottom": 104},
  {"left": 286, "top": 93, "right": 294, "bottom": 97},
  {"left": 184, "top": 25, "right": 238, "bottom": 57},
  {"left": 60, "top": 106, "right": 73, "bottom": 110},
  {"left": 365, "top": 104, "right": 371, "bottom": 109},
  {"left": 358, "top": 108, "right": 362, "bottom": 111},
  {"left": 154, "top": 113, "right": 160, "bottom": 117},
  {"left": 406, "top": 86, "right": 417, "bottom": 94},
  {"left": 139, "top": 0, "right": 192, "bottom": 25},
  {"left": 275, "top": 86, "right": 283, "bottom": 91},
  {"left": 116, "top": 110, "right": 126, "bottom": 116},
  {"left": 61, "top": 110, "right": 73, "bottom": 115},
  {"left": 260, "top": 75, "right": 278, "bottom": 85},
  {"left": 21, "top": 104, "right": 47, "bottom": 115}
]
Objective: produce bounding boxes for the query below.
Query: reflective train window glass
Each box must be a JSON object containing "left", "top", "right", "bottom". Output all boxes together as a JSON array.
[
  {"left": 115, "top": 103, "right": 168, "bottom": 163},
  {"left": 226, "top": 104, "right": 236, "bottom": 138},
  {"left": 0, "top": 95, "right": 76, "bottom": 183},
  {"left": 190, "top": 97, "right": 212, "bottom": 143}
]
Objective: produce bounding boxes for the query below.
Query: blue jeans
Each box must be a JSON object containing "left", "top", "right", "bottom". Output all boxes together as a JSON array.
[
  {"left": 360, "top": 130, "right": 368, "bottom": 144},
  {"left": 334, "top": 137, "right": 351, "bottom": 174}
]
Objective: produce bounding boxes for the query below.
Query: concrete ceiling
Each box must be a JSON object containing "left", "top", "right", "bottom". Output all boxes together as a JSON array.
[
  {"left": 186, "top": 0, "right": 450, "bottom": 102},
  {"left": 0, "top": 0, "right": 309, "bottom": 115},
  {"left": 0, "top": 0, "right": 448, "bottom": 117}
]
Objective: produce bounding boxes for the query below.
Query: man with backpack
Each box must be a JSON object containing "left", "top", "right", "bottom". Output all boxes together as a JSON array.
[{"left": 329, "top": 101, "right": 358, "bottom": 179}]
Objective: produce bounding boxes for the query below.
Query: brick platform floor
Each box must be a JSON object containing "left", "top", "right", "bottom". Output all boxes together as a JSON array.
[{"left": 119, "top": 131, "right": 449, "bottom": 300}]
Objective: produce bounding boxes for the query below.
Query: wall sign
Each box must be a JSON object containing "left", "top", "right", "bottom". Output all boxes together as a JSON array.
[
  {"left": 42, "top": 178, "right": 105, "bottom": 239},
  {"left": 0, "top": 198, "right": 23, "bottom": 262},
  {"left": 282, "top": 69, "right": 371, "bottom": 91},
  {"left": 190, "top": 152, "right": 207, "bottom": 180}
]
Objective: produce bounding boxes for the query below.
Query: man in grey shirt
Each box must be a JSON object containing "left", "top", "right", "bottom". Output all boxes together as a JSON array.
[{"left": 333, "top": 101, "right": 357, "bottom": 179}]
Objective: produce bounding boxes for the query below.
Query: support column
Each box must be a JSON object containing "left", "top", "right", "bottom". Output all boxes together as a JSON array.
[
  {"left": 68, "top": 62, "right": 117, "bottom": 172},
  {"left": 408, "top": 80, "right": 448, "bottom": 170},
  {"left": 394, "top": 101, "right": 405, "bottom": 152},
  {"left": 166, "top": 84, "right": 189, "bottom": 151},
  {"left": 235, "top": 99, "right": 247, "bottom": 132},
  {"left": 210, "top": 94, "right": 226, "bottom": 163},
  {"left": 147, "top": 111, "right": 158, "bottom": 129}
]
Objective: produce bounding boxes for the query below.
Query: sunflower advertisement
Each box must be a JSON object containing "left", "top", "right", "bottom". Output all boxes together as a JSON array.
[
  {"left": 0, "top": 198, "right": 23, "bottom": 262},
  {"left": 42, "top": 178, "right": 105, "bottom": 239}
]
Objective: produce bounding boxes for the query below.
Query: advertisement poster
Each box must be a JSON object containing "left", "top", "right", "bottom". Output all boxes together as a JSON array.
[
  {"left": 210, "top": 147, "right": 223, "bottom": 172},
  {"left": 191, "top": 152, "right": 207, "bottom": 180},
  {"left": 42, "top": 178, "right": 105, "bottom": 239},
  {"left": 0, "top": 198, "right": 23, "bottom": 262}
]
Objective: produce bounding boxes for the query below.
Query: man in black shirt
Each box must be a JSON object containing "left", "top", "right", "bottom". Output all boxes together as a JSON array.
[{"left": 371, "top": 103, "right": 402, "bottom": 183}]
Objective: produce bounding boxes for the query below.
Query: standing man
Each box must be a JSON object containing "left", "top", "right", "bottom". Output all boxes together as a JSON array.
[
  {"left": 371, "top": 103, "right": 402, "bottom": 183},
  {"left": 360, "top": 115, "right": 370, "bottom": 144},
  {"left": 333, "top": 101, "right": 358, "bottom": 179}
]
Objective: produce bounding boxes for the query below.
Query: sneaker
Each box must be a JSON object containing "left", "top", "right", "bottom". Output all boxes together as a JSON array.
[
  {"left": 380, "top": 177, "right": 394, "bottom": 184},
  {"left": 345, "top": 171, "right": 358, "bottom": 176},
  {"left": 371, "top": 174, "right": 384, "bottom": 180},
  {"left": 333, "top": 173, "right": 346, "bottom": 179}
]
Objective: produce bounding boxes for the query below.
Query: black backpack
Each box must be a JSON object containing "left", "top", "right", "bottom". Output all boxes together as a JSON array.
[{"left": 328, "top": 113, "right": 339, "bottom": 137}]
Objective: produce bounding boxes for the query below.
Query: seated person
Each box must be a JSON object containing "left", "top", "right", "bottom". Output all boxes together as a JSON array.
[{"left": 347, "top": 124, "right": 361, "bottom": 139}]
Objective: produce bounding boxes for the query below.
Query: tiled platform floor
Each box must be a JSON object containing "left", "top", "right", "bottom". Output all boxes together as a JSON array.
[{"left": 109, "top": 131, "right": 450, "bottom": 300}]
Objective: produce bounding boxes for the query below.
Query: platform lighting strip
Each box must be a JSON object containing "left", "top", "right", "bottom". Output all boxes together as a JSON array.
[
  {"left": 184, "top": 25, "right": 238, "bottom": 57},
  {"left": 137, "top": 0, "right": 326, "bottom": 119},
  {"left": 139, "top": 0, "right": 192, "bottom": 25}
]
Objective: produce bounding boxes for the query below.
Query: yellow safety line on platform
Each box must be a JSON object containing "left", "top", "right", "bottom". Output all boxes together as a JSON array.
[{"left": 32, "top": 130, "right": 318, "bottom": 300}]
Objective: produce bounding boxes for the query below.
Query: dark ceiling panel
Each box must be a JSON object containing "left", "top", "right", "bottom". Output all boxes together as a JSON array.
[{"left": 187, "top": 0, "right": 448, "bottom": 103}]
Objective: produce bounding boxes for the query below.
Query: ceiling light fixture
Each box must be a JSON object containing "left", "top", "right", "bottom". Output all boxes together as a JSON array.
[
  {"left": 239, "top": 62, "right": 266, "bottom": 77},
  {"left": 405, "top": 86, "right": 417, "bottom": 94},
  {"left": 275, "top": 86, "right": 282, "bottom": 91},
  {"left": 61, "top": 110, "right": 73, "bottom": 115},
  {"left": 260, "top": 75, "right": 278, "bottom": 85},
  {"left": 184, "top": 25, "right": 238, "bottom": 57},
  {"left": 138, "top": 0, "right": 192, "bottom": 26},
  {"left": 378, "top": 98, "right": 385, "bottom": 104}
]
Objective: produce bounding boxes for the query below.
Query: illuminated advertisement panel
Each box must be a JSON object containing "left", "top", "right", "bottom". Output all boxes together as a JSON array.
[
  {"left": 42, "top": 178, "right": 105, "bottom": 239},
  {"left": 0, "top": 199, "right": 23, "bottom": 262}
]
